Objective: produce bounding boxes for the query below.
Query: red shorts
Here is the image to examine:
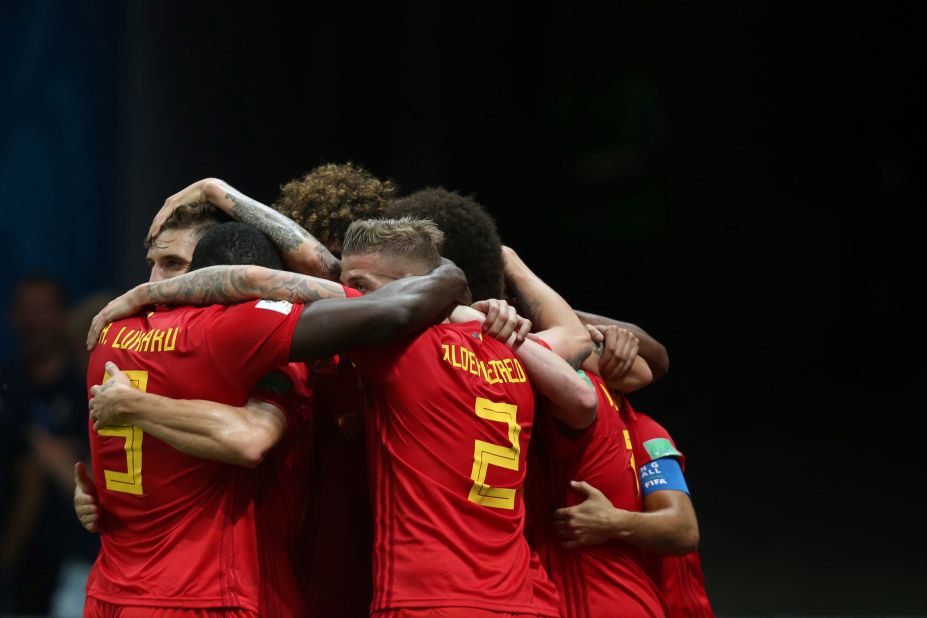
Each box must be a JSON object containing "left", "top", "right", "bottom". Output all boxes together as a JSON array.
[
  {"left": 375, "top": 609, "right": 537, "bottom": 618},
  {"left": 84, "top": 598, "right": 260, "bottom": 618}
]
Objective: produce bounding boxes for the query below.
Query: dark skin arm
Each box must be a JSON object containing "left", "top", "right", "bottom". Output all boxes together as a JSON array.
[
  {"left": 288, "top": 261, "right": 470, "bottom": 360},
  {"left": 87, "top": 261, "right": 469, "bottom": 353},
  {"left": 575, "top": 310, "right": 669, "bottom": 381}
]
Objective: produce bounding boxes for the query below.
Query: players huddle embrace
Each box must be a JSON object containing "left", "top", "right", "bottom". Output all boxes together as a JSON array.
[{"left": 73, "top": 164, "right": 714, "bottom": 618}]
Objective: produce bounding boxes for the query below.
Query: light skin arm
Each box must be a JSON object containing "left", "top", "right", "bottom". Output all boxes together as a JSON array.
[
  {"left": 87, "top": 265, "right": 348, "bottom": 348},
  {"left": 472, "top": 299, "right": 598, "bottom": 430},
  {"left": 89, "top": 363, "right": 286, "bottom": 468},
  {"left": 553, "top": 480, "right": 699, "bottom": 555},
  {"left": 147, "top": 178, "right": 341, "bottom": 280},
  {"left": 575, "top": 310, "right": 669, "bottom": 380},
  {"left": 502, "top": 246, "right": 592, "bottom": 369},
  {"left": 581, "top": 325, "right": 653, "bottom": 393},
  {"left": 73, "top": 462, "right": 98, "bottom": 533}
]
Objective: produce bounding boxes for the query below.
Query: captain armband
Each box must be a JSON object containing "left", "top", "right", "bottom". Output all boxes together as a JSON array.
[{"left": 639, "top": 457, "right": 689, "bottom": 497}]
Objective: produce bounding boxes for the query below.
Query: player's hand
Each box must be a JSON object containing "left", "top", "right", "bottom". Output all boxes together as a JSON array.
[
  {"left": 588, "top": 324, "right": 639, "bottom": 380},
  {"left": 471, "top": 299, "right": 531, "bottom": 344},
  {"left": 89, "top": 362, "right": 135, "bottom": 430},
  {"left": 87, "top": 288, "right": 145, "bottom": 350},
  {"left": 146, "top": 178, "right": 224, "bottom": 244},
  {"left": 74, "top": 462, "right": 100, "bottom": 534},
  {"left": 553, "top": 480, "right": 623, "bottom": 549}
]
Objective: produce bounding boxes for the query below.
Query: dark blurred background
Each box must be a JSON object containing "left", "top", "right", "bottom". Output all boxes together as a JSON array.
[{"left": 1, "top": 1, "right": 924, "bottom": 615}]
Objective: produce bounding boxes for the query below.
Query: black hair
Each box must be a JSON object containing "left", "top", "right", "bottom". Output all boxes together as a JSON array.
[
  {"left": 189, "top": 222, "right": 283, "bottom": 271},
  {"left": 384, "top": 187, "right": 504, "bottom": 300}
]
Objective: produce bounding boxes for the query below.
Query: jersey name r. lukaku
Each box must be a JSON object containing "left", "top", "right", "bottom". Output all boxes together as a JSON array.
[{"left": 86, "top": 300, "right": 302, "bottom": 610}]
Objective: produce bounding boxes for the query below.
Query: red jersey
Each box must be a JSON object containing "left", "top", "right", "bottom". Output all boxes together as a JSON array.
[
  {"left": 86, "top": 300, "right": 303, "bottom": 610},
  {"left": 299, "top": 354, "right": 373, "bottom": 618},
  {"left": 350, "top": 322, "right": 557, "bottom": 615},
  {"left": 252, "top": 362, "right": 315, "bottom": 618},
  {"left": 626, "top": 411, "right": 715, "bottom": 618},
  {"left": 532, "top": 372, "right": 667, "bottom": 618}
]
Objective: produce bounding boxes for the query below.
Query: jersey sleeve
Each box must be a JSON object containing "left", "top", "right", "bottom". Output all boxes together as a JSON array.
[
  {"left": 632, "top": 411, "right": 686, "bottom": 470},
  {"left": 204, "top": 300, "right": 304, "bottom": 392},
  {"left": 251, "top": 363, "right": 313, "bottom": 430},
  {"left": 341, "top": 285, "right": 363, "bottom": 298}
]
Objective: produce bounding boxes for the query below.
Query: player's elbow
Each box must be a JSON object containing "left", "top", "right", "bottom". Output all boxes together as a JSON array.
[
  {"left": 555, "top": 382, "right": 599, "bottom": 429},
  {"left": 227, "top": 430, "right": 277, "bottom": 468},
  {"left": 650, "top": 344, "right": 670, "bottom": 381},
  {"left": 667, "top": 521, "right": 700, "bottom": 555}
]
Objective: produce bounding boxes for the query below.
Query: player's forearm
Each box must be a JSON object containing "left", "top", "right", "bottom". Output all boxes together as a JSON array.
[
  {"left": 139, "top": 265, "right": 346, "bottom": 307},
  {"left": 598, "top": 355, "right": 653, "bottom": 393},
  {"left": 607, "top": 504, "right": 699, "bottom": 555},
  {"left": 290, "top": 261, "right": 469, "bottom": 361},
  {"left": 117, "top": 392, "right": 268, "bottom": 467},
  {"left": 575, "top": 310, "right": 669, "bottom": 380},
  {"left": 504, "top": 247, "right": 591, "bottom": 367},
  {"left": 203, "top": 179, "right": 341, "bottom": 280},
  {"left": 509, "top": 338, "right": 597, "bottom": 429}
]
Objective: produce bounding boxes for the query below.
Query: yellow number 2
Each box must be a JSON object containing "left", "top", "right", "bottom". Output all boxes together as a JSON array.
[
  {"left": 468, "top": 397, "right": 520, "bottom": 510},
  {"left": 97, "top": 369, "right": 148, "bottom": 495}
]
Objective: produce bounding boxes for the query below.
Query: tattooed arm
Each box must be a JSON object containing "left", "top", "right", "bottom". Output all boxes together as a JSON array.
[
  {"left": 502, "top": 246, "right": 592, "bottom": 369},
  {"left": 147, "top": 178, "right": 341, "bottom": 280},
  {"left": 87, "top": 266, "right": 347, "bottom": 348}
]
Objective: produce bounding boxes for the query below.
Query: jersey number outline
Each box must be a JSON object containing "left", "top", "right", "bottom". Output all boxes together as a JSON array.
[
  {"left": 468, "top": 397, "right": 520, "bottom": 510},
  {"left": 97, "top": 369, "right": 147, "bottom": 495}
]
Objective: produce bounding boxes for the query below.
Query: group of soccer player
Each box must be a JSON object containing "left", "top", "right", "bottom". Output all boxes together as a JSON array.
[{"left": 71, "top": 163, "right": 715, "bottom": 617}]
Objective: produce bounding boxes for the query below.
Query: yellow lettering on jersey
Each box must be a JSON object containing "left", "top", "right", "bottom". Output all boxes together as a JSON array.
[
  {"left": 468, "top": 398, "right": 520, "bottom": 510},
  {"left": 164, "top": 327, "right": 178, "bottom": 351},
  {"left": 98, "top": 323, "right": 113, "bottom": 345},
  {"left": 441, "top": 343, "right": 528, "bottom": 386},
  {"left": 150, "top": 329, "right": 165, "bottom": 352},
  {"left": 110, "top": 327, "right": 127, "bottom": 348},
  {"left": 98, "top": 369, "right": 148, "bottom": 495},
  {"left": 135, "top": 329, "right": 155, "bottom": 352},
  {"left": 510, "top": 357, "right": 527, "bottom": 382}
]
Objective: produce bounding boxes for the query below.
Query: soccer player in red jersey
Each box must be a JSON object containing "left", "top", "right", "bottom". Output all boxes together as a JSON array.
[
  {"left": 556, "top": 396, "right": 713, "bottom": 618},
  {"left": 85, "top": 221, "right": 333, "bottom": 617},
  {"left": 502, "top": 247, "right": 667, "bottom": 618},
  {"left": 336, "top": 218, "right": 598, "bottom": 618},
  {"left": 80, "top": 226, "right": 467, "bottom": 617}
]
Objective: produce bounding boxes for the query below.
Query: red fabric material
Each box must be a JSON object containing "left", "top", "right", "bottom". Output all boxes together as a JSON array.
[
  {"left": 530, "top": 373, "right": 667, "bottom": 618},
  {"left": 86, "top": 301, "right": 302, "bottom": 610},
  {"left": 348, "top": 321, "right": 557, "bottom": 615}
]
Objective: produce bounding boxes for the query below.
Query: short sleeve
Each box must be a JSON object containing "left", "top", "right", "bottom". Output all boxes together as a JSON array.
[
  {"left": 632, "top": 411, "right": 686, "bottom": 470},
  {"left": 205, "top": 300, "right": 304, "bottom": 391},
  {"left": 251, "top": 363, "right": 313, "bottom": 429}
]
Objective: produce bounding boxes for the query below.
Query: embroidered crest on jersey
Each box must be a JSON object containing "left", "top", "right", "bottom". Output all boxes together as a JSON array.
[
  {"left": 643, "top": 437, "right": 682, "bottom": 460},
  {"left": 256, "top": 300, "right": 294, "bottom": 315}
]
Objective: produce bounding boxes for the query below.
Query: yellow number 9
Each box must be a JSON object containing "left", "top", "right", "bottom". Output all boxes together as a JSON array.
[{"left": 97, "top": 369, "right": 148, "bottom": 495}]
